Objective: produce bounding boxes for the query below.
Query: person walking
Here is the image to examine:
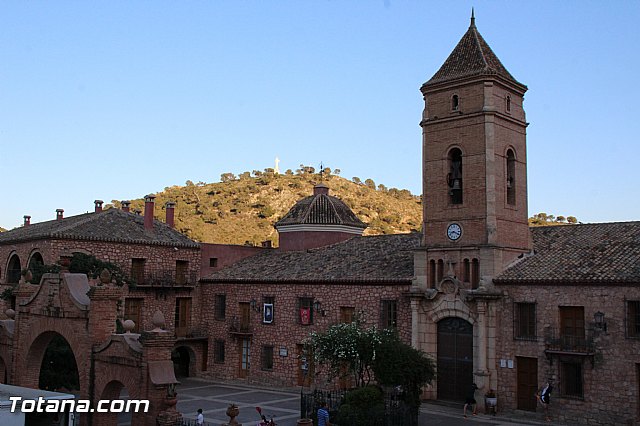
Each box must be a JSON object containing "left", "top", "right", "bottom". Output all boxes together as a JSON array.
[
  {"left": 463, "top": 383, "right": 479, "bottom": 418},
  {"left": 196, "top": 408, "right": 204, "bottom": 425},
  {"left": 536, "top": 380, "right": 553, "bottom": 421},
  {"left": 317, "top": 401, "right": 331, "bottom": 426}
]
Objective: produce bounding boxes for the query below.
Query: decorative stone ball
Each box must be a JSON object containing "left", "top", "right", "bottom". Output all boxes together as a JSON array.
[
  {"left": 123, "top": 319, "right": 135, "bottom": 333},
  {"left": 99, "top": 269, "right": 112, "bottom": 285},
  {"left": 152, "top": 310, "right": 166, "bottom": 330},
  {"left": 5, "top": 309, "right": 15, "bottom": 319}
]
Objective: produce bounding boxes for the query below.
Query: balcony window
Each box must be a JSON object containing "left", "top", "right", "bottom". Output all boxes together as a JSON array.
[
  {"left": 175, "top": 297, "right": 192, "bottom": 337},
  {"left": 175, "top": 260, "right": 188, "bottom": 285},
  {"left": 298, "top": 297, "right": 314, "bottom": 325},
  {"left": 131, "top": 258, "right": 146, "bottom": 284}
]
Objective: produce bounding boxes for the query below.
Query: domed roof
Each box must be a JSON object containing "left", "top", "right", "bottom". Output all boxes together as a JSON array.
[{"left": 275, "top": 183, "right": 367, "bottom": 229}]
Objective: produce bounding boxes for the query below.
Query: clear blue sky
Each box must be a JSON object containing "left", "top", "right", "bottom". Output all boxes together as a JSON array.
[{"left": 2, "top": 1, "right": 639, "bottom": 230}]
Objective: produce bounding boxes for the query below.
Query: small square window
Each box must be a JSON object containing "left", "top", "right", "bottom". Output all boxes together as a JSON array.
[{"left": 209, "top": 257, "right": 218, "bottom": 268}]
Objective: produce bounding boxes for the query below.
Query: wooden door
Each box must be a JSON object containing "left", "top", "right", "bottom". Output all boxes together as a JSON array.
[
  {"left": 560, "top": 306, "right": 585, "bottom": 349},
  {"left": 239, "top": 302, "right": 251, "bottom": 332},
  {"left": 516, "top": 356, "right": 538, "bottom": 411},
  {"left": 437, "top": 317, "right": 473, "bottom": 401},
  {"left": 297, "top": 344, "right": 312, "bottom": 386},
  {"left": 238, "top": 338, "right": 250, "bottom": 378},
  {"left": 175, "top": 298, "right": 191, "bottom": 337}
]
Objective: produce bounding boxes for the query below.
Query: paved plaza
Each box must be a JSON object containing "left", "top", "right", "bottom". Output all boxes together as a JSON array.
[{"left": 156, "top": 378, "right": 555, "bottom": 426}]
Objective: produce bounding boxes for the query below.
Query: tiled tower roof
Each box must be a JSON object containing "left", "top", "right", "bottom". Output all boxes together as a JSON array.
[
  {"left": 275, "top": 183, "right": 367, "bottom": 229},
  {"left": 423, "top": 12, "right": 524, "bottom": 89}
]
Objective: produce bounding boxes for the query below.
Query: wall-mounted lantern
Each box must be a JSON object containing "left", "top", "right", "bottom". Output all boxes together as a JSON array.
[{"left": 594, "top": 311, "right": 607, "bottom": 332}]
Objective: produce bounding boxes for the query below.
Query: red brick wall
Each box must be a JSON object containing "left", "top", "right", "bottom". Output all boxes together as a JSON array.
[
  {"left": 200, "top": 243, "right": 265, "bottom": 278},
  {"left": 198, "top": 281, "right": 411, "bottom": 388},
  {"left": 495, "top": 283, "right": 640, "bottom": 424}
]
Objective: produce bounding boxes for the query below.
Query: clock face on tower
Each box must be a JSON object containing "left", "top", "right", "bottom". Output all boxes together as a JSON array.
[{"left": 447, "top": 223, "right": 462, "bottom": 241}]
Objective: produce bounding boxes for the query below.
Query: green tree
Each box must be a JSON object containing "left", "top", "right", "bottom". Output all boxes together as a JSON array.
[
  {"left": 364, "top": 179, "right": 376, "bottom": 189},
  {"left": 220, "top": 173, "right": 236, "bottom": 183}
]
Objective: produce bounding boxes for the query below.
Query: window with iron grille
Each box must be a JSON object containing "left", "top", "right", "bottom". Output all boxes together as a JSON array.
[
  {"left": 560, "top": 361, "right": 583, "bottom": 398},
  {"left": 627, "top": 300, "right": 640, "bottom": 338},
  {"left": 214, "top": 339, "right": 225, "bottom": 363},
  {"left": 131, "top": 258, "right": 146, "bottom": 284},
  {"left": 261, "top": 345, "right": 274, "bottom": 371},
  {"left": 380, "top": 300, "right": 398, "bottom": 329},
  {"left": 514, "top": 302, "right": 536, "bottom": 340},
  {"left": 298, "top": 297, "right": 314, "bottom": 325},
  {"left": 215, "top": 294, "right": 226, "bottom": 320},
  {"left": 124, "top": 298, "right": 143, "bottom": 333},
  {"left": 340, "top": 307, "right": 355, "bottom": 323}
]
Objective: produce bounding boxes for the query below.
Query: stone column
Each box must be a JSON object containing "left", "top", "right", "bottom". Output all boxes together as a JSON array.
[{"left": 411, "top": 299, "right": 420, "bottom": 349}]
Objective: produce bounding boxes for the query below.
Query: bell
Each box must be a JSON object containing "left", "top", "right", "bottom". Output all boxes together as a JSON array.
[{"left": 451, "top": 179, "right": 461, "bottom": 190}]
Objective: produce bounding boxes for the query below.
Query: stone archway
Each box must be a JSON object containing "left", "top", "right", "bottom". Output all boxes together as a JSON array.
[
  {"left": 172, "top": 346, "right": 195, "bottom": 378},
  {"left": 25, "top": 331, "right": 80, "bottom": 393},
  {"left": 6, "top": 253, "right": 21, "bottom": 284},
  {"left": 97, "top": 380, "right": 134, "bottom": 426},
  {"left": 437, "top": 317, "right": 473, "bottom": 402}
]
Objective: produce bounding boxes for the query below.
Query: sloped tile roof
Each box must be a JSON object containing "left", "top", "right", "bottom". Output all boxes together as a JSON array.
[
  {"left": 275, "top": 193, "right": 367, "bottom": 229},
  {"left": 495, "top": 222, "right": 640, "bottom": 284},
  {"left": 0, "top": 208, "right": 199, "bottom": 248},
  {"left": 203, "top": 232, "right": 420, "bottom": 283},
  {"left": 423, "top": 17, "right": 523, "bottom": 88}
]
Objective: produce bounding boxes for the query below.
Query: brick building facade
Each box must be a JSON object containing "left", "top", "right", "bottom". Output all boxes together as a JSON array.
[{"left": 412, "top": 13, "right": 640, "bottom": 425}]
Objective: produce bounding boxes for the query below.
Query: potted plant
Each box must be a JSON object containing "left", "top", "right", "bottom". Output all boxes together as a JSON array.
[{"left": 485, "top": 389, "right": 497, "bottom": 407}]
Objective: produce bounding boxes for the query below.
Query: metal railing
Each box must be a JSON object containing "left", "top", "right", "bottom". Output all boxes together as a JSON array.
[
  {"left": 136, "top": 270, "right": 198, "bottom": 287},
  {"left": 544, "top": 327, "right": 595, "bottom": 354}
]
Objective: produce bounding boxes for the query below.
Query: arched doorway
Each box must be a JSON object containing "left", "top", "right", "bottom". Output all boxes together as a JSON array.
[
  {"left": 7, "top": 253, "right": 21, "bottom": 284},
  {"left": 172, "top": 346, "right": 193, "bottom": 378},
  {"left": 38, "top": 333, "right": 80, "bottom": 392},
  {"left": 437, "top": 317, "right": 473, "bottom": 401},
  {"left": 98, "top": 380, "right": 133, "bottom": 426}
]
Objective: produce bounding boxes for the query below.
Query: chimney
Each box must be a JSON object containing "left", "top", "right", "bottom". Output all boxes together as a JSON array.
[
  {"left": 121, "top": 200, "right": 131, "bottom": 212},
  {"left": 94, "top": 199, "right": 103, "bottom": 213},
  {"left": 165, "top": 202, "right": 176, "bottom": 228},
  {"left": 314, "top": 183, "right": 329, "bottom": 196},
  {"left": 133, "top": 209, "right": 141, "bottom": 215},
  {"left": 144, "top": 195, "right": 155, "bottom": 231},
  {"left": 56, "top": 209, "right": 64, "bottom": 220},
  {"left": 23, "top": 215, "right": 31, "bottom": 226}
]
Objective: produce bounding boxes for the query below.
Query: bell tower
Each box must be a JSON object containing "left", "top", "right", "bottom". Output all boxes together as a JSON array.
[{"left": 417, "top": 12, "right": 531, "bottom": 289}]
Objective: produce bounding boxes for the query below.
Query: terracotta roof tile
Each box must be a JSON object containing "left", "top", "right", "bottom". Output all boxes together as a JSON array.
[
  {"left": 495, "top": 222, "right": 640, "bottom": 284},
  {"left": 203, "top": 233, "right": 420, "bottom": 283},
  {"left": 275, "top": 194, "right": 366, "bottom": 229},
  {"left": 0, "top": 208, "right": 199, "bottom": 248},
  {"left": 423, "top": 19, "right": 523, "bottom": 89}
]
